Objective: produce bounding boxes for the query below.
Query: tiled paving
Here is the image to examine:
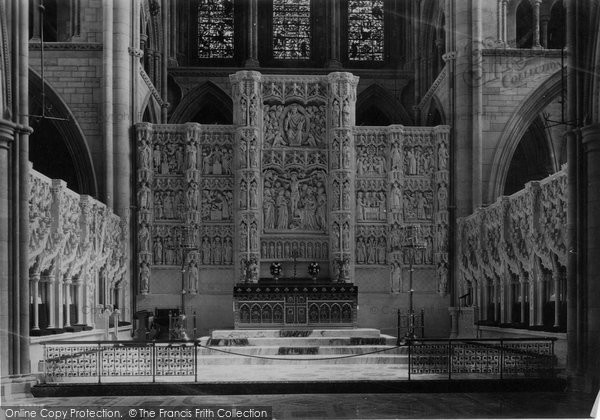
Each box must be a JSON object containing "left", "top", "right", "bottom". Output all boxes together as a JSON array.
[{"left": 4, "top": 392, "right": 596, "bottom": 419}]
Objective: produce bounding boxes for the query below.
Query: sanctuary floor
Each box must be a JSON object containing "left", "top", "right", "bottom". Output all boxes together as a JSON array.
[{"left": 4, "top": 392, "right": 596, "bottom": 419}]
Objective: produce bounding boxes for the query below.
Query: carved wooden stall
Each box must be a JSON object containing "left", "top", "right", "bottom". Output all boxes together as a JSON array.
[{"left": 134, "top": 71, "right": 449, "bottom": 330}]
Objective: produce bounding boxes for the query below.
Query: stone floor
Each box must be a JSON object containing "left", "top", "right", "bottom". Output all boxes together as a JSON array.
[{"left": 4, "top": 391, "right": 597, "bottom": 419}]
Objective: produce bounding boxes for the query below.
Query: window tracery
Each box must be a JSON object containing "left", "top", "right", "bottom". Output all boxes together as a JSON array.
[
  {"left": 348, "top": 0, "right": 384, "bottom": 61},
  {"left": 272, "top": 0, "right": 311, "bottom": 60},
  {"left": 197, "top": 0, "right": 234, "bottom": 59}
]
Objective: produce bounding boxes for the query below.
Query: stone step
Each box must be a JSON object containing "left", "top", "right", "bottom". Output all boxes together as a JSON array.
[
  {"left": 210, "top": 328, "right": 383, "bottom": 339},
  {"left": 205, "top": 335, "right": 397, "bottom": 347},
  {"left": 197, "top": 345, "right": 407, "bottom": 356},
  {"left": 195, "top": 354, "right": 408, "bottom": 365}
]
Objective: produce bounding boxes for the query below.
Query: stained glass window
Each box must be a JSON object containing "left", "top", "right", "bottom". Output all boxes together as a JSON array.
[
  {"left": 197, "top": 0, "right": 234, "bottom": 59},
  {"left": 273, "top": 0, "right": 311, "bottom": 60},
  {"left": 348, "top": 0, "right": 384, "bottom": 61}
]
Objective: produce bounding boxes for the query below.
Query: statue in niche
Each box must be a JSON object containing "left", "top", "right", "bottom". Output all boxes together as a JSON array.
[
  {"left": 240, "top": 181, "right": 248, "bottom": 210},
  {"left": 332, "top": 99, "right": 340, "bottom": 127},
  {"left": 264, "top": 188, "right": 276, "bottom": 230},
  {"left": 202, "top": 149, "right": 212, "bottom": 174},
  {"left": 154, "top": 193, "right": 163, "bottom": 219},
  {"left": 249, "top": 181, "right": 258, "bottom": 208},
  {"left": 284, "top": 104, "right": 307, "bottom": 146},
  {"left": 164, "top": 236, "right": 175, "bottom": 265},
  {"left": 332, "top": 181, "right": 340, "bottom": 211},
  {"left": 367, "top": 238, "right": 376, "bottom": 264},
  {"left": 140, "top": 262, "right": 150, "bottom": 293},
  {"left": 250, "top": 223, "right": 259, "bottom": 252},
  {"left": 176, "top": 146, "right": 184, "bottom": 172},
  {"left": 407, "top": 149, "right": 417, "bottom": 175},
  {"left": 239, "top": 140, "right": 247, "bottom": 168},
  {"left": 247, "top": 258, "right": 259, "bottom": 282},
  {"left": 224, "top": 237, "right": 233, "bottom": 264},
  {"left": 356, "top": 237, "right": 366, "bottom": 264},
  {"left": 437, "top": 226, "right": 448, "bottom": 252},
  {"left": 202, "top": 237, "right": 211, "bottom": 265},
  {"left": 342, "top": 99, "right": 351, "bottom": 126},
  {"left": 186, "top": 143, "right": 197, "bottom": 171},
  {"left": 357, "top": 192, "right": 366, "bottom": 221},
  {"left": 438, "top": 182, "right": 448, "bottom": 209},
  {"left": 153, "top": 237, "right": 163, "bottom": 264},
  {"left": 342, "top": 222, "right": 350, "bottom": 251},
  {"left": 138, "top": 183, "right": 151, "bottom": 210},
  {"left": 240, "top": 97, "right": 248, "bottom": 125},
  {"left": 160, "top": 149, "right": 169, "bottom": 174},
  {"left": 213, "top": 147, "right": 223, "bottom": 175},
  {"left": 342, "top": 139, "right": 351, "bottom": 169},
  {"left": 332, "top": 223, "right": 340, "bottom": 252},
  {"left": 378, "top": 192, "right": 386, "bottom": 220},
  {"left": 249, "top": 96, "right": 257, "bottom": 126},
  {"left": 284, "top": 242, "right": 291, "bottom": 258},
  {"left": 213, "top": 237, "right": 222, "bottom": 264},
  {"left": 153, "top": 144, "right": 162, "bottom": 170},
  {"left": 416, "top": 192, "right": 427, "bottom": 219},
  {"left": 357, "top": 157, "right": 365, "bottom": 175},
  {"left": 276, "top": 241, "right": 283, "bottom": 259},
  {"left": 223, "top": 149, "right": 232, "bottom": 174},
  {"left": 438, "top": 143, "right": 448, "bottom": 169},
  {"left": 422, "top": 150, "right": 432, "bottom": 174},
  {"left": 188, "top": 262, "right": 199, "bottom": 293},
  {"left": 249, "top": 138, "right": 259, "bottom": 167},
  {"left": 138, "top": 224, "right": 150, "bottom": 253},
  {"left": 139, "top": 140, "right": 151, "bottom": 169},
  {"left": 276, "top": 190, "right": 290, "bottom": 229},
  {"left": 437, "top": 261, "right": 448, "bottom": 295},
  {"left": 316, "top": 188, "right": 327, "bottom": 229},
  {"left": 240, "top": 222, "right": 248, "bottom": 252},
  {"left": 377, "top": 238, "right": 386, "bottom": 264},
  {"left": 391, "top": 145, "right": 402, "bottom": 171},
  {"left": 222, "top": 192, "right": 231, "bottom": 220},
  {"left": 342, "top": 181, "right": 350, "bottom": 210}
]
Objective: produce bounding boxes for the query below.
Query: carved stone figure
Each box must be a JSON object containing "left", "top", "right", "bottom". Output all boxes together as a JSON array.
[
  {"left": 284, "top": 104, "right": 307, "bottom": 146},
  {"left": 138, "top": 225, "right": 150, "bottom": 253},
  {"left": 140, "top": 262, "right": 150, "bottom": 294},
  {"left": 356, "top": 237, "right": 366, "bottom": 264},
  {"left": 153, "top": 237, "right": 163, "bottom": 264},
  {"left": 188, "top": 263, "right": 199, "bottom": 292}
]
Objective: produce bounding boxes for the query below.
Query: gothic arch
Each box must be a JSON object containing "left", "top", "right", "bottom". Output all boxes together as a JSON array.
[
  {"left": 487, "top": 69, "right": 563, "bottom": 202},
  {"left": 169, "top": 81, "right": 233, "bottom": 124},
  {"left": 28, "top": 68, "right": 98, "bottom": 197},
  {"left": 356, "top": 84, "right": 412, "bottom": 126}
]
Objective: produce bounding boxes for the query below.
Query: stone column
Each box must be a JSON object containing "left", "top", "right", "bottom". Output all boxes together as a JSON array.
[
  {"left": 502, "top": 0, "right": 508, "bottom": 44},
  {"left": 580, "top": 123, "right": 600, "bottom": 387},
  {"left": 161, "top": 0, "right": 168, "bottom": 123},
  {"left": 74, "top": 279, "right": 83, "bottom": 325},
  {"left": 30, "top": 274, "right": 40, "bottom": 330},
  {"left": 540, "top": 15, "right": 550, "bottom": 48},
  {"left": 327, "top": 73, "right": 358, "bottom": 282},
  {"left": 244, "top": 0, "right": 259, "bottom": 67},
  {"left": 519, "top": 277, "right": 526, "bottom": 323},
  {"left": 102, "top": 0, "right": 114, "bottom": 208},
  {"left": 0, "top": 120, "right": 15, "bottom": 378},
  {"left": 499, "top": 276, "right": 506, "bottom": 323},
  {"left": 230, "top": 71, "right": 263, "bottom": 282},
  {"left": 532, "top": 0, "right": 542, "bottom": 49},
  {"left": 325, "top": 0, "right": 342, "bottom": 68},
  {"left": 64, "top": 278, "right": 72, "bottom": 327},
  {"left": 552, "top": 258, "right": 560, "bottom": 328},
  {"left": 45, "top": 275, "right": 57, "bottom": 329},
  {"left": 506, "top": 272, "right": 513, "bottom": 323}
]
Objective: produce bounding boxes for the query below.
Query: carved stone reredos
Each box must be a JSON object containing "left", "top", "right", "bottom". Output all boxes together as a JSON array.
[{"left": 135, "top": 71, "right": 450, "bottom": 290}]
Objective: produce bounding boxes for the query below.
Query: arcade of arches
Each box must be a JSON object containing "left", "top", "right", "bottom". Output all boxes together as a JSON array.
[{"left": 1, "top": 0, "right": 600, "bottom": 399}]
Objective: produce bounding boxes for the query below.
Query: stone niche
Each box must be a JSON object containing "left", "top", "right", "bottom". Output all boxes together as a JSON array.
[{"left": 134, "top": 71, "right": 450, "bottom": 302}]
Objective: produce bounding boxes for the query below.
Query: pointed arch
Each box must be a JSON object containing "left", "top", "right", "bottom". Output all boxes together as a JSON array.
[
  {"left": 169, "top": 81, "right": 233, "bottom": 124},
  {"left": 488, "top": 69, "right": 563, "bottom": 202},
  {"left": 356, "top": 84, "right": 412, "bottom": 126},
  {"left": 28, "top": 68, "right": 98, "bottom": 197}
]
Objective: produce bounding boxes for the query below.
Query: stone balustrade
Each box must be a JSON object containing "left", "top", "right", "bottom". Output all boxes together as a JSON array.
[
  {"left": 28, "top": 166, "right": 128, "bottom": 335},
  {"left": 457, "top": 167, "right": 567, "bottom": 330}
]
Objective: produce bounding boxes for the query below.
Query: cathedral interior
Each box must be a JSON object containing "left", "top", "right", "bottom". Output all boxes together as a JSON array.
[{"left": 1, "top": 0, "right": 600, "bottom": 417}]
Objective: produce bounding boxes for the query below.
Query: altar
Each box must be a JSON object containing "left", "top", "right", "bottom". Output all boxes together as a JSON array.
[{"left": 233, "top": 281, "right": 358, "bottom": 329}]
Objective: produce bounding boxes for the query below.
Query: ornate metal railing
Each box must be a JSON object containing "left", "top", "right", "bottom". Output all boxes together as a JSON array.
[
  {"left": 43, "top": 341, "right": 198, "bottom": 383},
  {"left": 43, "top": 337, "right": 556, "bottom": 383},
  {"left": 407, "top": 338, "right": 556, "bottom": 380}
]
